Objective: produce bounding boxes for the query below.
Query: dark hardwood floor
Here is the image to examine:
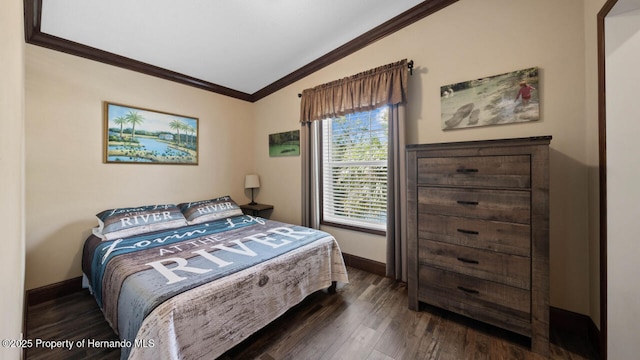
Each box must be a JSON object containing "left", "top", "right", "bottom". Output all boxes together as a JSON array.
[{"left": 25, "top": 267, "right": 599, "bottom": 359}]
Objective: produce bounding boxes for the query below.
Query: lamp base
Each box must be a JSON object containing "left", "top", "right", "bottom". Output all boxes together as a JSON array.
[{"left": 249, "top": 188, "right": 257, "bottom": 205}]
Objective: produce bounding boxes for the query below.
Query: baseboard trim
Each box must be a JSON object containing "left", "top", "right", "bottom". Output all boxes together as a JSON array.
[
  {"left": 341, "top": 252, "right": 386, "bottom": 277},
  {"left": 589, "top": 316, "right": 601, "bottom": 359},
  {"left": 26, "top": 276, "right": 83, "bottom": 307},
  {"left": 550, "top": 306, "right": 601, "bottom": 357}
]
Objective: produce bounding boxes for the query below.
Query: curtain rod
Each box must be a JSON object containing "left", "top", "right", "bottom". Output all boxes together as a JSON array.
[{"left": 298, "top": 59, "right": 414, "bottom": 98}]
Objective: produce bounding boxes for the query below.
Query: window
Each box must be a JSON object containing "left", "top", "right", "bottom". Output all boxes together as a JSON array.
[{"left": 321, "top": 106, "right": 388, "bottom": 234}]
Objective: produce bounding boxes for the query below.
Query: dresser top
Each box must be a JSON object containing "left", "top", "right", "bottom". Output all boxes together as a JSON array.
[{"left": 406, "top": 135, "right": 552, "bottom": 151}]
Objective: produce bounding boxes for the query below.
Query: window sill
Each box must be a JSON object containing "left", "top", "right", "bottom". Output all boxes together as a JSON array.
[{"left": 320, "top": 220, "right": 386, "bottom": 236}]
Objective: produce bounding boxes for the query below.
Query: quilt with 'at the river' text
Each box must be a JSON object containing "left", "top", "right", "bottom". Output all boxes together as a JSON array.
[{"left": 82, "top": 214, "right": 345, "bottom": 359}]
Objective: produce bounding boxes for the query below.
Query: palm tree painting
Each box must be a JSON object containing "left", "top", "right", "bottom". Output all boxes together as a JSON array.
[
  {"left": 126, "top": 110, "right": 145, "bottom": 139},
  {"left": 104, "top": 102, "right": 199, "bottom": 164},
  {"left": 169, "top": 119, "right": 183, "bottom": 146},
  {"left": 113, "top": 116, "right": 127, "bottom": 138}
]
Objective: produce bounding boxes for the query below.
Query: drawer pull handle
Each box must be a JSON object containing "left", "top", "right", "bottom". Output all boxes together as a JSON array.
[
  {"left": 457, "top": 286, "right": 479, "bottom": 295},
  {"left": 457, "top": 229, "right": 479, "bottom": 235},
  {"left": 456, "top": 200, "right": 479, "bottom": 206},
  {"left": 456, "top": 168, "right": 479, "bottom": 173},
  {"left": 457, "top": 257, "right": 479, "bottom": 264}
]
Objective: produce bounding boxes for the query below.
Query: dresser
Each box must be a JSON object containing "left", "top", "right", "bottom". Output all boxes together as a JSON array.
[{"left": 406, "top": 136, "right": 551, "bottom": 355}]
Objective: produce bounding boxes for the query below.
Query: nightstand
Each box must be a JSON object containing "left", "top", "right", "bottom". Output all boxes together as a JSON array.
[{"left": 240, "top": 203, "right": 274, "bottom": 218}]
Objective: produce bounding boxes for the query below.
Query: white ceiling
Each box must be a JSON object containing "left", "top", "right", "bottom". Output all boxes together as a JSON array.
[{"left": 40, "top": 0, "right": 425, "bottom": 95}]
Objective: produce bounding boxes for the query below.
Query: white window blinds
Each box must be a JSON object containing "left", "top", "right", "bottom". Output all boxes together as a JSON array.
[{"left": 321, "top": 107, "right": 388, "bottom": 232}]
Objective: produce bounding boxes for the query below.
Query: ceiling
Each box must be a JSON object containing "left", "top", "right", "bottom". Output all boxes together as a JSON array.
[{"left": 25, "top": 0, "right": 457, "bottom": 102}]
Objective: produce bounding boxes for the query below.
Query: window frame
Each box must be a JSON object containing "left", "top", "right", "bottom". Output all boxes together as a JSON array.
[{"left": 319, "top": 107, "right": 388, "bottom": 236}]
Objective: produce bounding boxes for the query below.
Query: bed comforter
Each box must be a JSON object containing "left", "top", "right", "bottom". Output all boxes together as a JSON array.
[{"left": 82, "top": 214, "right": 349, "bottom": 359}]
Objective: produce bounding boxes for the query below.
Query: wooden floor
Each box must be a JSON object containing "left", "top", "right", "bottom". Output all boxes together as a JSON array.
[{"left": 25, "top": 267, "right": 599, "bottom": 359}]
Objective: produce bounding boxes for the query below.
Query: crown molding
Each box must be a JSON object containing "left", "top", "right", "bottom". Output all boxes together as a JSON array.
[{"left": 24, "top": 0, "right": 458, "bottom": 102}]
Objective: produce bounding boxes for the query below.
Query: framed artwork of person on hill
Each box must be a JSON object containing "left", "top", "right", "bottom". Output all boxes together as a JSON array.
[{"left": 440, "top": 67, "right": 539, "bottom": 130}]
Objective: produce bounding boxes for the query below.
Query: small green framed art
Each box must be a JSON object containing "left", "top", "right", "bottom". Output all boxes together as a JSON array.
[{"left": 269, "top": 130, "right": 300, "bottom": 157}]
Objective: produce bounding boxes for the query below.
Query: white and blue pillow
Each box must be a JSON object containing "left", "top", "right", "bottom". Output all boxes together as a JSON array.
[
  {"left": 178, "top": 195, "right": 243, "bottom": 225},
  {"left": 94, "top": 204, "right": 188, "bottom": 240}
]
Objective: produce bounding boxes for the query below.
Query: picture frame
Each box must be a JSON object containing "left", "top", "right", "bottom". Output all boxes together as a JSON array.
[
  {"left": 269, "top": 130, "right": 300, "bottom": 157},
  {"left": 440, "top": 67, "right": 539, "bottom": 130},
  {"left": 103, "top": 102, "right": 198, "bottom": 165}
]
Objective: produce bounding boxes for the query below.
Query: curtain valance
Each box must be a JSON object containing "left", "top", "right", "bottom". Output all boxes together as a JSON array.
[{"left": 299, "top": 59, "right": 408, "bottom": 123}]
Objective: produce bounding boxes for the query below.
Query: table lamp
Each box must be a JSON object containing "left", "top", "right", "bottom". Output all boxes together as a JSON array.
[{"left": 244, "top": 174, "right": 260, "bottom": 205}]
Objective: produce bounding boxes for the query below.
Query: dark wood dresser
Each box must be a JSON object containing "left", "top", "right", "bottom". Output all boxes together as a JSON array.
[{"left": 406, "top": 136, "right": 551, "bottom": 355}]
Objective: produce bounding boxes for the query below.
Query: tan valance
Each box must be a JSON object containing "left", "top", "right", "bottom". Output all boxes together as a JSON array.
[{"left": 299, "top": 59, "right": 409, "bottom": 123}]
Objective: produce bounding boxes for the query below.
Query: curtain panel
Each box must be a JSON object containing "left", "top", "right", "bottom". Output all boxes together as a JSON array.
[
  {"left": 300, "top": 120, "right": 321, "bottom": 229},
  {"left": 386, "top": 105, "right": 407, "bottom": 281},
  {"left": 299, "top": 59, "right": 409, "bottom": 123}
]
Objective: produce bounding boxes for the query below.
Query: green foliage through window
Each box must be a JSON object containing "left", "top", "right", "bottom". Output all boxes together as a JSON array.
[{"left": 321, "top": 107, "right": 388, "bottom": 232}]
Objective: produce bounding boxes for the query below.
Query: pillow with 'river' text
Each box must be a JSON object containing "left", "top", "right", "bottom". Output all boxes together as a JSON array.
[
  {"left": 178, "top": 195, "right": 244, "bottom": 225},
  {"left": 94, "top": 204, "right": 188, "bottom": 240}
]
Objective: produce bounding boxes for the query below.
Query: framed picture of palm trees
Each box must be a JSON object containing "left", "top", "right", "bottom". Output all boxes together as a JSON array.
[{"left": 103, "top": 102, "right": 199, "bottom": 165}]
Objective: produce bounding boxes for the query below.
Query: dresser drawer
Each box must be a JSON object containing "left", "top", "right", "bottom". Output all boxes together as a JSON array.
[
  {"left": 419, "top": 239, "right": 530, "bottom": 289},
  {"left": 418, "top": 266, "right": 531, "bottom": 335},
  {"left": 418, "top": 213, "right": 530, "bottom": 257},
  {"left": 417, "top": 155, "right": 531, "bottom": 188},
  {"left": 418, "top": 187, "right": 531, "bottom": 224}
]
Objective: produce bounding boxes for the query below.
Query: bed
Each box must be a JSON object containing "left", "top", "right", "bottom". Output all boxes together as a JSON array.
[{"left": 81, "top": 196, "right": 349, "bottom": 359}]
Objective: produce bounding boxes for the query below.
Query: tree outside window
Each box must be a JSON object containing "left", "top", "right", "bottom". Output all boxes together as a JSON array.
[{"left": 321, "top": 106, "right": 388, "bottom": 234}]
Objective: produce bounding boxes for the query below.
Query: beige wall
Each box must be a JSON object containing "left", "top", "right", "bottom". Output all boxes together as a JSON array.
[
  {"left": 254, "top": 0, "right": 596, "bottom": 316},
  {"left": 0, "top": 0, "right": 26, "bottom": 358},
  {"left": 25, "top": 46, "right": 256, "bottom": 290}
]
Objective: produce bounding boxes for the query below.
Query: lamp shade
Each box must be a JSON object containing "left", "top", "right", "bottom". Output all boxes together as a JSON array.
[{"left": 244, "top": 174, "right": 260, "bottom": 189}]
